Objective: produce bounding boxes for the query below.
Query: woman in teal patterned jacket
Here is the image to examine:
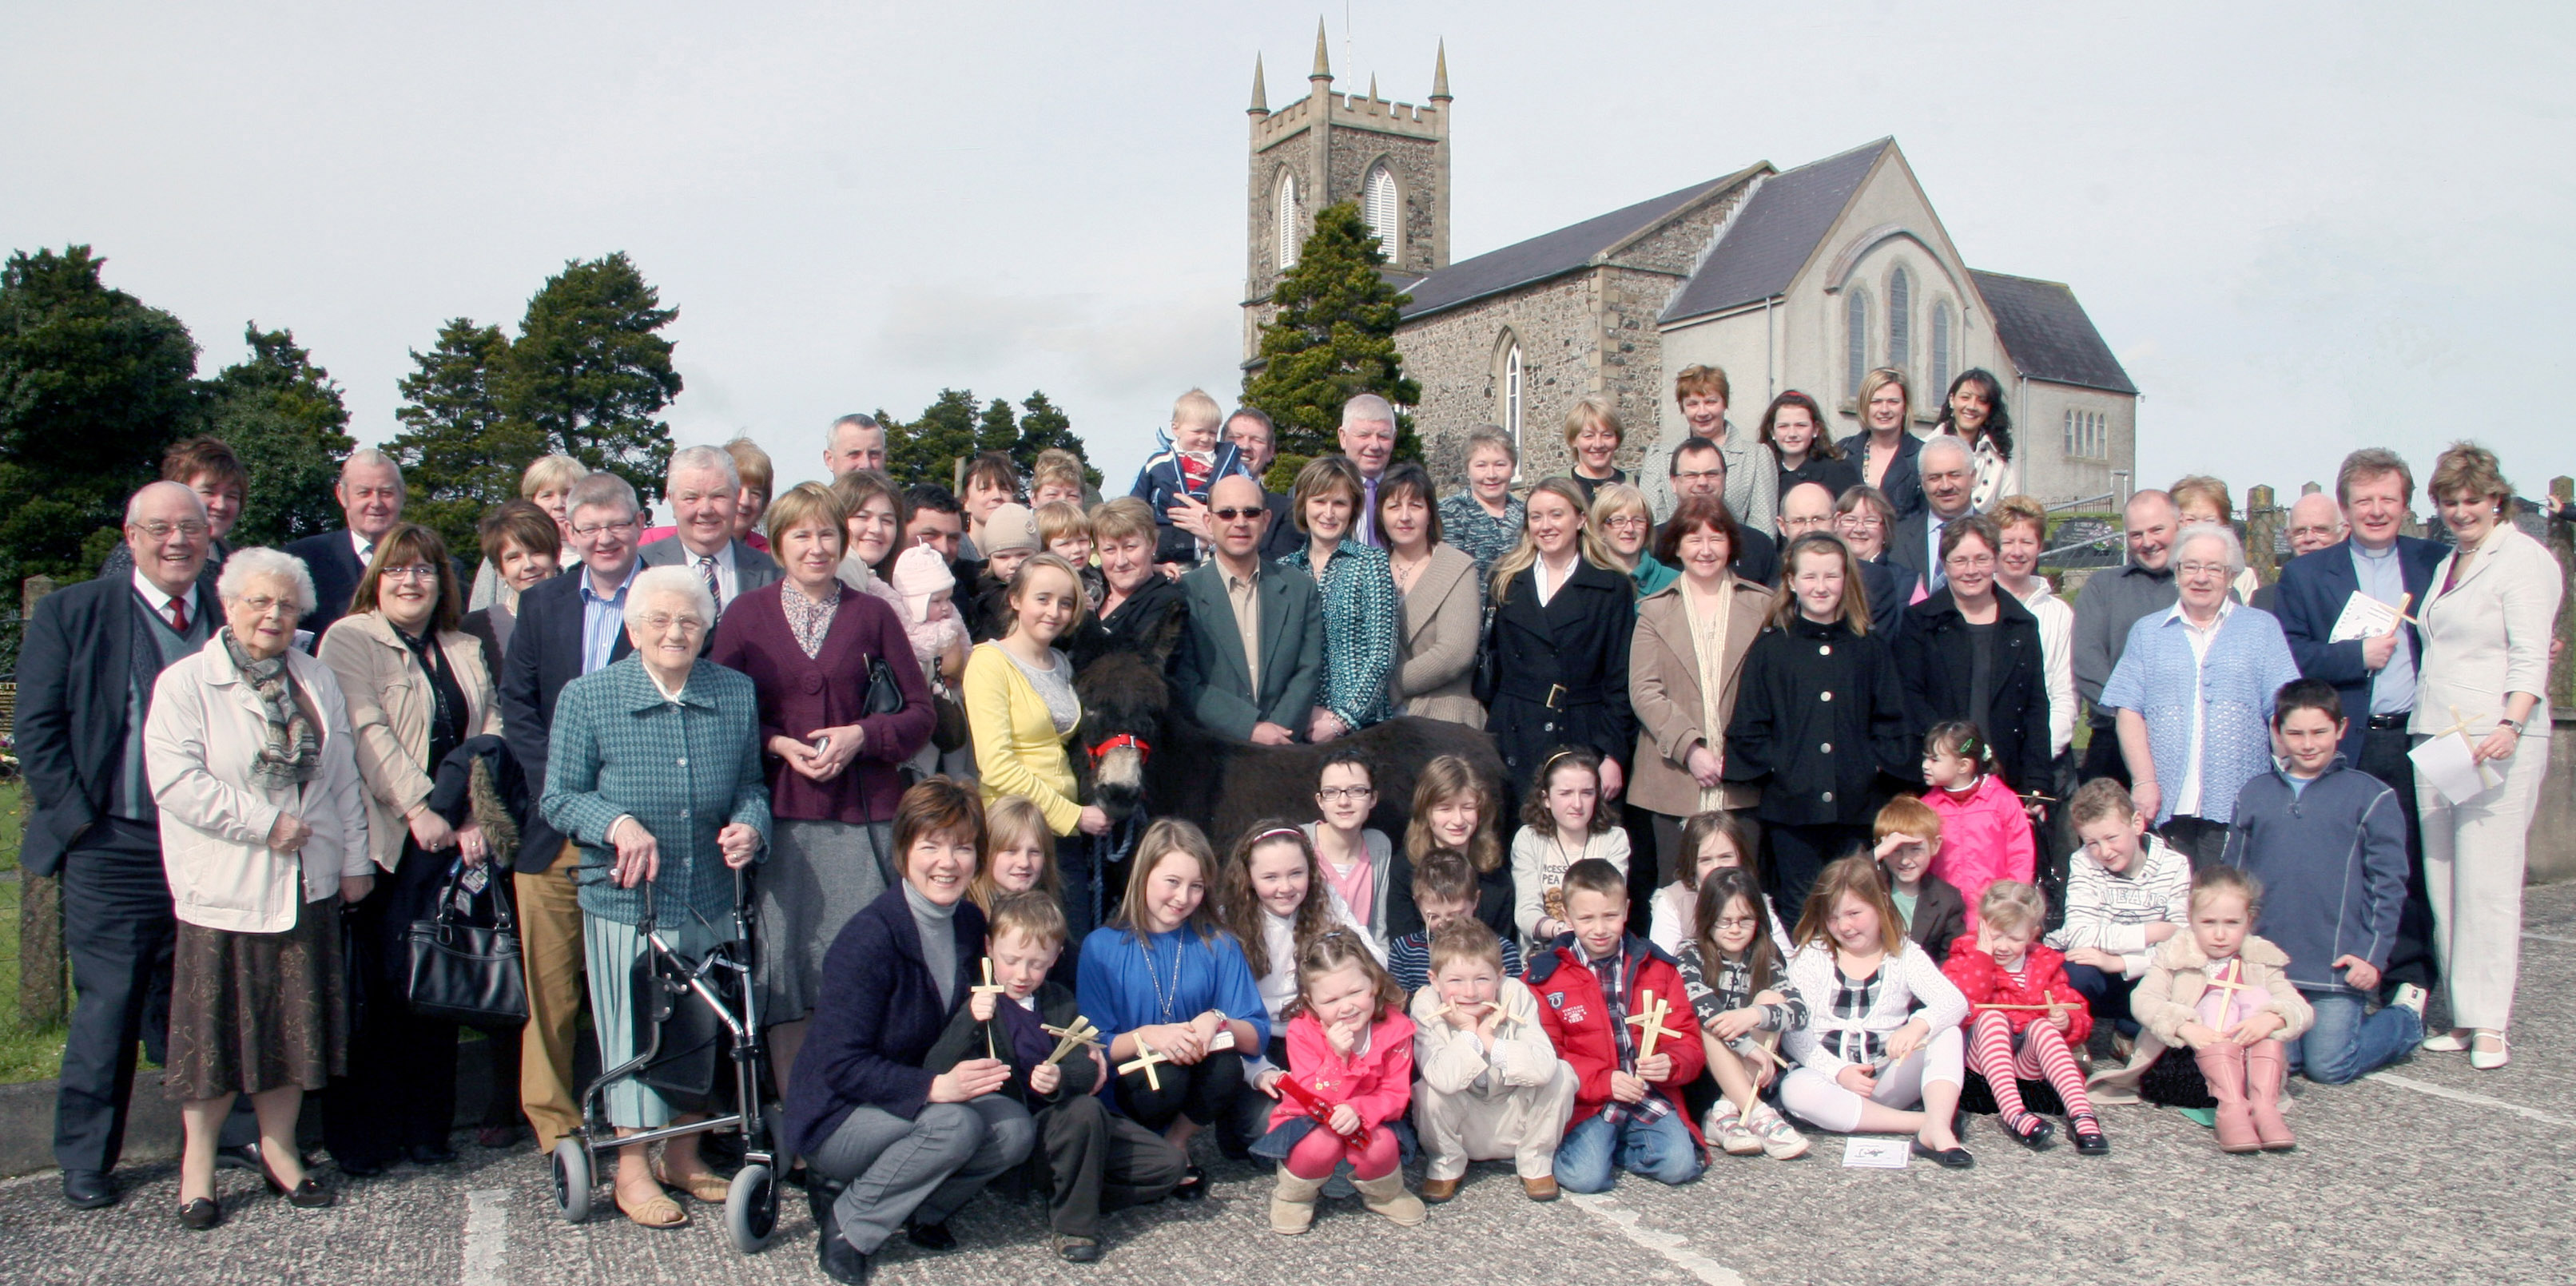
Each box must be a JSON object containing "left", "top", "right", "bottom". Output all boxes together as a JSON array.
[
  {"left": 542, "top": 565, "right": 772, "bottom": 1228},
  {"left": 1282, "top": 455, "right": 1399, "bottom": 744}
]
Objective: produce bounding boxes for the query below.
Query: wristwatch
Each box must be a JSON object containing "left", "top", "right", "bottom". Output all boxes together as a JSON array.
[{"left": 2497, "top": 717, "right": 2523, "bottom": 735}]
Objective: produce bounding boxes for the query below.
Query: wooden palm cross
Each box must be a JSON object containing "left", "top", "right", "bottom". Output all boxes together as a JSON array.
[
  {"left": 1119, "top": 1040, "right": 1171, "bottom": 1091},
  {"left": 1041, "top": 1017, "right": 1103, "bottom": 1068},
  {"left": 972, "top": 959, "right": 1009, "bottom": 1058},
  {"left": 1624, "top": 990, "right": 1687, "bottom": 1062},
  {"left": 2204, "top": 959, "right": 2257, "bottom": 1034}
]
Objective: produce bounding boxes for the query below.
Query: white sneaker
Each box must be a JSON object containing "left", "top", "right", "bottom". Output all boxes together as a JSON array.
[
  {"left": 1703, "top": 1105, "right": 1760, "bottom": 1156},
  {"left": 2390, "top": 984, "right": 2429, "bottom": 1022},
  {"left": 1745, "top": 1105, "right": 1811, "bottom": 1160}
]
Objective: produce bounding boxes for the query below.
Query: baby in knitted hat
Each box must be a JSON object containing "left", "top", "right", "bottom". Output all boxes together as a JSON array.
[{"left": 890, "top": 543, "right": 966, "bottom": 675}]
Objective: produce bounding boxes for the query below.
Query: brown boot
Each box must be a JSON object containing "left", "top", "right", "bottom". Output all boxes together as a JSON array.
[
  {"left": 2244, "top": 1040, "right": 2297, "bottom": 1151},
  {"left": 1419, "top": 1176, "right": 1461, "bottom": 1203},
  {"left": 2195, "top": 1044, "right": 2260, "bottom": 1153}
]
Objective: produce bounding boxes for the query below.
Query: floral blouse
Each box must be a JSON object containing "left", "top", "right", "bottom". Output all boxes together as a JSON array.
[
  {"left": 1280, "top": 538, "right": 1399, "bottom": 729},
  {"left": 779, "top": 581, "right": 841, "bottom": 659}
]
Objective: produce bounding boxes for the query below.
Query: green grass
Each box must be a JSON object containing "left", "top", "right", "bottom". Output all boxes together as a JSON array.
[{"left": 1, "top": 779, "right": 72, "bottom": 1084}]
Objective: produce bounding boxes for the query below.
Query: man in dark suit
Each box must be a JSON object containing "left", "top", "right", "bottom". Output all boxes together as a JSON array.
[
  {"left": 1658, "top": 435, "right": 1778, "bottom": 585},
  {"left": 18, "top": 482, "right": 256, "bottom": 1208},
  {"left": 1223, "top": 407, "right": 1303, "bottom": 562},
  {"left": 636, "top": 444, "right": 781, "bottom": 627},
  {"left": 281, "top": 448, "right": 409, "bottom": 643},
  {"left": 1889, "top": 434, "right": 1977, "bottom": 595},
  {"left": 1171, "top": 474, "right": 1324, "bottom": 744},
  {"left": 499, "top": 470, "right": 642, "bottom": 1153},
  {"left": 2272, "top": 450, "right": 2449, "bottom": 996}
]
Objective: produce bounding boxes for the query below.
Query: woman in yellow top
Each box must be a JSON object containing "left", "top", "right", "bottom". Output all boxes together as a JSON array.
[{"left": 964, "top": 553, "right": 1115, "bottom": 944}]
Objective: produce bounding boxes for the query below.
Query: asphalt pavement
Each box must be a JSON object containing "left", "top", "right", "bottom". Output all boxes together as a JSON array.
[{"left": 7, "top": 884, "right": 2576, "bottom": 1286}]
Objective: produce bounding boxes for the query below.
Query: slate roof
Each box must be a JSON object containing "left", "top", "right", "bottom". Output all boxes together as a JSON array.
[
  {"left": 1396, "top": 172, "right": 1755, "bottom": 320},
  {"left": 1659, "top": 139, "right": 1890, "bottom": 326},
  {"left": 1970, "top": 270, "right": 2137, "bottom": 395}
]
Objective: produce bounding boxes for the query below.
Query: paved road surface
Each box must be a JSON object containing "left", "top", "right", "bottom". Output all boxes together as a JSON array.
[{"left": 9, "top": 885, "right": 2576, "bottom": 1286}]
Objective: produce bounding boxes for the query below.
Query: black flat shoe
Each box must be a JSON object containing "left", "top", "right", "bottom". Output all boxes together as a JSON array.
[
  {"left": 177, "top": 1197, "right": 223, "bottom": 1231},
  {"left": 2073, "top": 1125, "right": 2112, "bottom": 1156},
  {"left": 62, "top": 1169, "right": 117, "bottom": 1209},
  {"left": 1056, "top": 1235, "right": 1103, "bottom": 1263},
  {"left": 260, "top": 1158, "right": 336, "bottom": 1209},
  {"left": 1910, "top": 1140, "right": 1975, "bottom": 1169},
  {"left": 905, "top": 1221, "right": 958, "bottom": 1252},
  {"left": 1170, "top": 1165, "right": 1208, "bottom": 1203},
  {"left": 2009, "top": 1117, "right": 2057, "bottom": 1151},
  {"left": 407, "top": 1142, "right": 459, "bottom": 1166},
  {"left": 818, "top": 1228, "right": 873, "bottom": 1284}
]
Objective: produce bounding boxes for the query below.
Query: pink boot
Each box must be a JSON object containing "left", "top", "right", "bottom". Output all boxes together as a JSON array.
[
  {"left": 2194, "top": 1045, "right": 2260, "bottom": 1153},
  {"left": 2244, "top": 1041, "right": 2297, "bottom": 1151}
]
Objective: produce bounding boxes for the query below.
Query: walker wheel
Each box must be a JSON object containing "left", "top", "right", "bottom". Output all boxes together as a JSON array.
[
  {"left": 725, "top": 1163, "right": 778, "bottom": 1252},
  {"left": 551, "top": 1137, "right": 594, "bottom": 1224}
]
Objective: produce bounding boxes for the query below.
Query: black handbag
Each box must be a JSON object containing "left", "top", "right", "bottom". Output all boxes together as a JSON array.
[
  {"left": 403, "top": 866, "right": 528, "bottom": 1027},
  {"left": 865, "top": 654, "right": 906, "bottom": 716},
  {"left": 1471, "top": 594, "right": 1502, "bottom": 706}
]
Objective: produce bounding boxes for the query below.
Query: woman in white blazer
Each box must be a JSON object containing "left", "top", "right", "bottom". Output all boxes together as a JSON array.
[
  {"left": 2409, "top": 443, "right": 2563, "bottom": 1070},
  {"left": 145, "top": 547, "right": 376, "bottom": 1227}
]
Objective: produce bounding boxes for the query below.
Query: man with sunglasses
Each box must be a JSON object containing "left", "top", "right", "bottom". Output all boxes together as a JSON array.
[{"left": 1171, "top": 474, "right": 1325, "bottom": 746}]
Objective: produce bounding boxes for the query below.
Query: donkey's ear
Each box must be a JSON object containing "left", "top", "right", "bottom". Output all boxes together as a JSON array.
[{"left": 1144, "top": 601, "right": 1191, "bottom": 675}]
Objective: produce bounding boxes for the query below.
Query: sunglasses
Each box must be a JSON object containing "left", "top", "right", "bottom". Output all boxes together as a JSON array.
[{"left": 1210, "top": 507, "right": 1263, "bottom": 522}]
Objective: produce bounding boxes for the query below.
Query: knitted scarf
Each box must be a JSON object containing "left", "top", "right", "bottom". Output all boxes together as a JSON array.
[{"left": 223, "top": 628, "right": 320, "bottom": 789}]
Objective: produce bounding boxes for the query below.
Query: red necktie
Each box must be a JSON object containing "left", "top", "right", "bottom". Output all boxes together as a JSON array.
[{"left": 165, "top": 595, "right": 189, "bottom": 633}]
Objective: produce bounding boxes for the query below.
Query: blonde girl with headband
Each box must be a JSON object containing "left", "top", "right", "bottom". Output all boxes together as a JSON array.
[{"left": 1918, "top": 720, "right": 2036, "bottom": 911}]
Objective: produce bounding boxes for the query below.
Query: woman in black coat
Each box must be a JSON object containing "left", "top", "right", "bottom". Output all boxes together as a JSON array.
[
  {"left": 1894, "top": 514, "right": 2054, "bottom": 794},
  {"left": 784, "top": 780, "right": 1035, "bottom": 1283},
  {"left": 1067, "top": 497, "right": 1190, "bottom": 673},
  {"left": 1477, "top": 478, "right": 1638, "bottom": 812},
  {"left": 1725, "top": 532, "right": 1914, "bottom": 919}
]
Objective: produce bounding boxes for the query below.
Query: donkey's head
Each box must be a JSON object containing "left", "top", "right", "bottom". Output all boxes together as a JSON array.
[{"left": 1072, "top": 609, "right": 1187, "bottom": 820}]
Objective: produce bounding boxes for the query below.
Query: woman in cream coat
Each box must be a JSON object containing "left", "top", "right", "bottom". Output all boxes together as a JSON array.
[
  {"left": 146, "top": 547, "right": 375, "bottom": 1227},
  {"left": 1377, "top": 462, "right": 1486, "bottom": 728},
  {"left": 319, "top": 523, "right": 506, "bottom": 1172},
  {"left": 2410, "top": 443, "right": 2562, "bottom": 1070},
  {"left": 1627, "top": 496, "right": 1771, "bottom": 883}
]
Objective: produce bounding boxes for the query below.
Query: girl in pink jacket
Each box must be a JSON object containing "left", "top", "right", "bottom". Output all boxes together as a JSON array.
[
  {"left": 1920, "top": 722, "right": 2035, "bottom": 911},
  {"left": 1252, "top": 931, "right": 1425, "bottom": 1235}
]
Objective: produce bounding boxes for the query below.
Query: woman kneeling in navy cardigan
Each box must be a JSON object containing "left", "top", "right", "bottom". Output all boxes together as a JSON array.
[{"left": 784, "top": 779, "right": 1036, "bottom": 1283}]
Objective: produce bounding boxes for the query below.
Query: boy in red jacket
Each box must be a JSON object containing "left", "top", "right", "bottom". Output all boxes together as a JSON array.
[
  {"left": 1527, "top": 859, "right": 1707, "bottom": 1193},
  {"left": 1942, "top": 880, "right": 2109, "bottom": 1155}
]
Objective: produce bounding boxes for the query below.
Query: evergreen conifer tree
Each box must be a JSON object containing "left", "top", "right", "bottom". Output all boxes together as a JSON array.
[
  {"left": 1242, "top": 200, "right": 1422, "bottom": 462},
  {"left": 206, "top": 324, "right": 355, "bottom": 546},
  {"left": 499, "top": 252, "right": 681, "bottom": 500}
]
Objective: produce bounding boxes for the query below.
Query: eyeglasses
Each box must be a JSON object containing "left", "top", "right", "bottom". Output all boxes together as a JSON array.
[
  {"left": 570, "top": 518, "right": 641, "bottom": 538},
  {"left": 637, "top": 613, "right": 707, "bottom": 636},
  {"left": 1316, "top": 786, "right": 1376, "bottom": 803},
  {"left": 233, "top": 595, "right": 300, "bottom": 618},
  {"left": 1602, "top": 514, "right": 1650, "bottom": 531},
  {"left": 1672, "top": 468, "right": 1724, "bottom": 483},
  {"left": 1715, "top": 915, "right": 1761, "bottom": 931},
  {"left": 132, "top": 520, "right": 210, "bottom": 540},
  {"left": 1210, "top": 507, "right": 1262, "bottom": 523},
  {"left": 1942, "top": 553, "right": 1996, "bottom": 571},
  {"left": 378, "top": 564, "right": 440, "bottom": 581},
  {"left": 2176, "top": 561, "right": 2230, "bottom": 578}
]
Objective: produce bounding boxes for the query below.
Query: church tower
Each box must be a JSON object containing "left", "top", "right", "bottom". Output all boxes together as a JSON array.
[{"left": 1242, "top": 26, "right": 1450, "bottom": 364}]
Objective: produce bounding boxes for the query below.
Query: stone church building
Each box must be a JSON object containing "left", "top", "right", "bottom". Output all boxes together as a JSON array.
[{"left": 1242, "top": 34, "right": 2139, "bottom": 513}]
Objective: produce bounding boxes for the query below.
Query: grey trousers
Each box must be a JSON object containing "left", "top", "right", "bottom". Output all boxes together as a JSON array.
[{"left": 811, "top": 1095, "right": 1034, "bottom": 1254}]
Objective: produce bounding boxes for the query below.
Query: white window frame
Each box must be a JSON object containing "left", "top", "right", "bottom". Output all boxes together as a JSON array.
[
  {"left": 1277, "top": 173, "right": 1301, "bottom": 271},
  {"left": 1363, "top": 163, "right": 1401, "bottom": 262}
]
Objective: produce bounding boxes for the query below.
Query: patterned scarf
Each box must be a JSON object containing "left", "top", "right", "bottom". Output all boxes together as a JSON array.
[{"left": 222, "top": 627, "right": 320, "bottom": 789}]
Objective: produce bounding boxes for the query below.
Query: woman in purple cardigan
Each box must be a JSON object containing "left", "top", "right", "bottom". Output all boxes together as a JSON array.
[
  {"left": 709, "top": 483, "right": 935, "bottom": 1107},
  {"left": 785, "top": 779, "right": 1034, "bottom": 1283}
]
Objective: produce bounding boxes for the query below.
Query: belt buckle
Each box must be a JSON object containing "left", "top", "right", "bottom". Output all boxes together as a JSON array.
[{"left": 1546, "top": 683, "right": 1567, "bottom": 709}]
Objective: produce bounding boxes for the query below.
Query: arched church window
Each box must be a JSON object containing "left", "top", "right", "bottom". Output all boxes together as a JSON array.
[
  {"left": 1888, "top": 267, "right": 1912, "bottom": 371},
  {"left": 1503, "top": 339, "right": 1525, "bottom": 459},
  {"left": 1930, "top": 300, "right": 1954, "bottom": 400},
  {"left": 1845, "top": 289, "right": 1870, "bottom": 399},
  {"left": 1364, "top": 163, "right": 1401, "bottom": 261},
  {"left": 1277, "top": 174, "right": 1301, "bottom": 271}
]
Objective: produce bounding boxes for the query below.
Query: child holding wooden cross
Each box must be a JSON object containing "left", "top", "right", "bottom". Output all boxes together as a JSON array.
[
  {"left": 1525, "top": 859, "right": 1705, "bottom": 1193},
  {"left": 922, "top": 893, "right": 1181, "bottom": 1263},
  {"left": 1251, "top": 931, "right": 1426, "bottom": 1235}
]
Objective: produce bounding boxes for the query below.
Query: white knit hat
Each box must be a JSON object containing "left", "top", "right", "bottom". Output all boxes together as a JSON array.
[{"left": 890, "top": 544, "right": 955, "bottom": 625}]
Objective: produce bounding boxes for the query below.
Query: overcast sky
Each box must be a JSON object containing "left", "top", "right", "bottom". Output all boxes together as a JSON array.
[{"left": 6, "top": 2, "right": 2570, "bottom": 504}]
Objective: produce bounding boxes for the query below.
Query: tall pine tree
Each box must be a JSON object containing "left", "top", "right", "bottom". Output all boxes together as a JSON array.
[
  {"left": 1242, "top": 200, "right": 1422, "bottom": 462},
  {"left": 499, "top": 252, "right": 682, "bottom": 500},
  {"left": 0, "top": 246, "right": 199, "bottom": 585},
  {"left": 389, "top": 318, "right": 537, "bottom": 554},
  {"left": 206, "top": 324, "right": 356, "bottom": 546},
  {"left": 1013, "top": 391, "right": 1098, "bottom": 486},
  {"left": 884, "top": 388, "right": 982, "bottom": 490}
]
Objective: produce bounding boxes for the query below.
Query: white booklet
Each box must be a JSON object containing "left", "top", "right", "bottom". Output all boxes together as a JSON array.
[
  {"left": 2328, "top": 591, "right": 2410, "bottom": 643},
  {"left": 2410, "top": 728, "right": 2502, "bottom": 805},
  {"left": 1842, "top": 1136, "right": 1910, "bottom": 1169}
]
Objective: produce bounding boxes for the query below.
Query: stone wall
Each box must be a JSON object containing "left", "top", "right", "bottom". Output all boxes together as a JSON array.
[
  {"left": 1397, "top": 274, "right": 1597, "bottom": 486},
  {"left": 1329, "top": 130, "right": 1443, "bottom": 276}
]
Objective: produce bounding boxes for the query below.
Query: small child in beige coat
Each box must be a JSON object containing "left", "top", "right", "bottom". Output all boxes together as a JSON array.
[
  {"left": 1409, "top": 920, "right": 1578, "bottom": 1203},
  {"left": 2131, "top": 867, "right": 2313, "bottom": 1153}
]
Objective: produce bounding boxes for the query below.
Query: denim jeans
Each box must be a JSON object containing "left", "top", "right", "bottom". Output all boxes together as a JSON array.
[
  {"left": 1552, "top": 1109, "right": 1702, "bottom": 1193},
  {"left": 2061, "top": 963, "right": 2140, "bottom": 1038},
  {"left": 2290, "top": 990, "right": 2421, "bottom": 1085}
]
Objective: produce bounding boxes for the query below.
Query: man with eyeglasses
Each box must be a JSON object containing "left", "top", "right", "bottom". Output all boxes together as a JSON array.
[
  {"left": 2099, "top": 522, "right": 2300, "bottom": 869},
  {"left": 283, "top": 448, "right": 411, "bottom": 643},
  {"left": 1660, "top": 437, "right": 1778, "bottom": 586},
  {"left": 499, "top": 470, "right": 646, "bottom": 1154},
  {"left": 2072, "top": 490, "right": 2184, "bottom": 787},
  {"left": 1171, "top": 474, "right": 1325, "bottom": 746},
  {"left": 20, "top": 482, "right": 262, "bottom": 1207},
  {"left": 638, "top": 444, "right": 781, "bottom": 629}
]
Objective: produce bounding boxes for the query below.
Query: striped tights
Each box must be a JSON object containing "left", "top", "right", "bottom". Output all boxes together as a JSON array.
[{"left": 1968, "top": 1010, "right": 2095, "bottom": 1135}]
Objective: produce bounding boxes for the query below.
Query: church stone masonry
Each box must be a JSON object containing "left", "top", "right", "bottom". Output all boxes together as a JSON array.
[{"left": 1240, "top": 35, "right": 2139, "bottom": 512}]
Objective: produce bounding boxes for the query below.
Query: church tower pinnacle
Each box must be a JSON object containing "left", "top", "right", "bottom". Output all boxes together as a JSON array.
[{"left": 1249, "top": 55, "right": 1268, "bottom": 116}]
